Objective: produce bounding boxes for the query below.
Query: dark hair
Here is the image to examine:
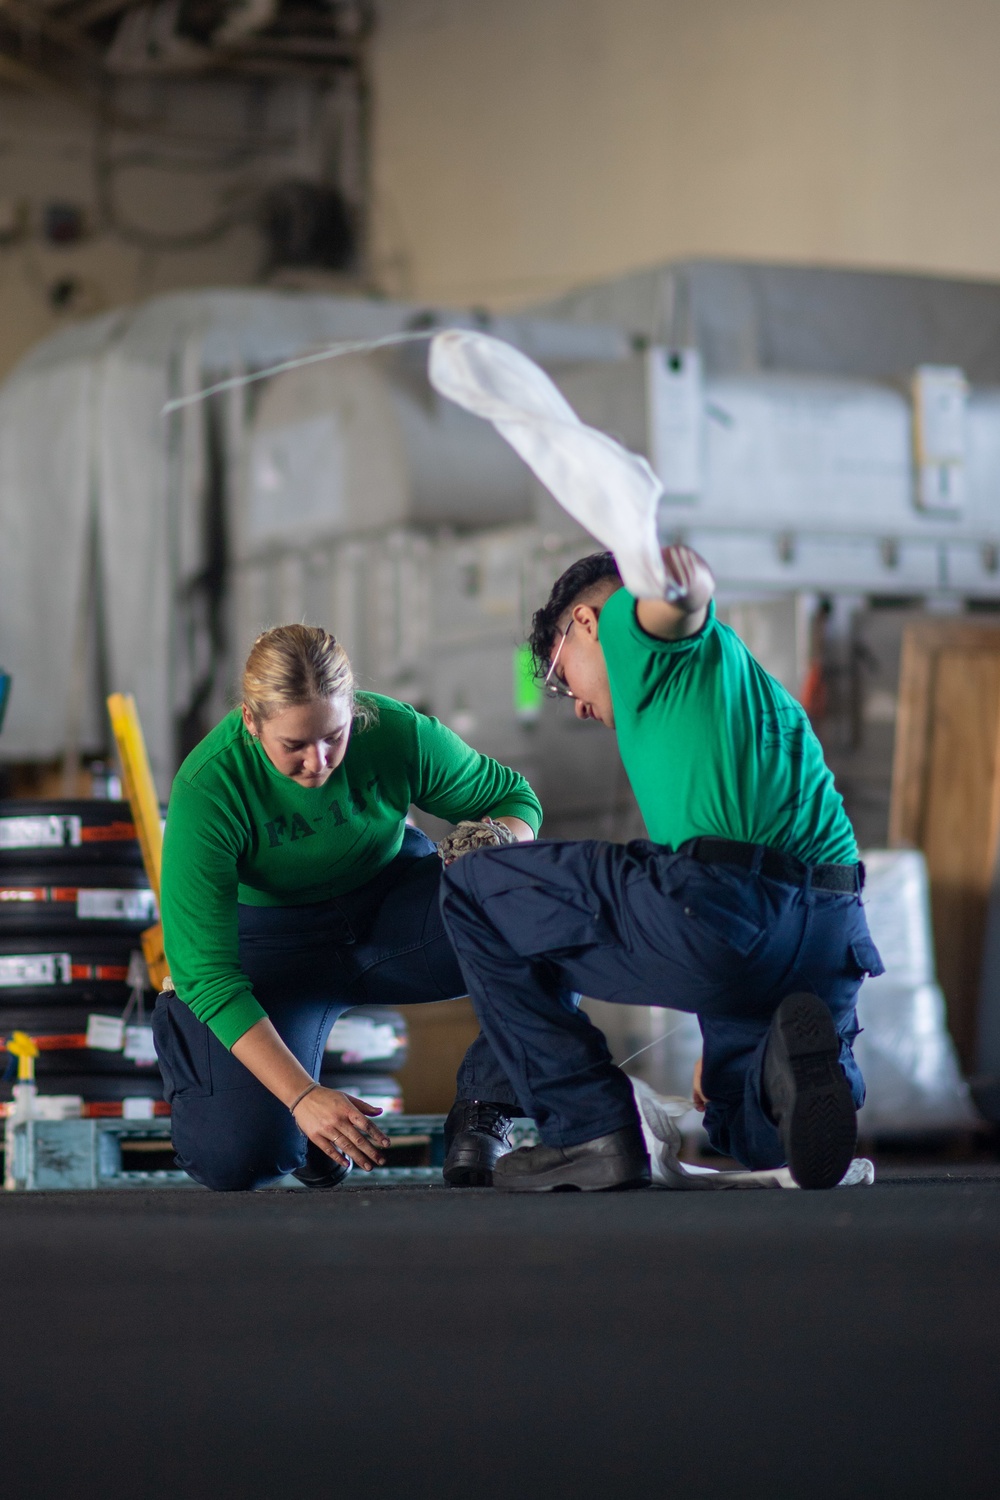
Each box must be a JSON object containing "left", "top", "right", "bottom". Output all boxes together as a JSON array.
[{"left": 527, "top": 551, "right": 622, "bottom": 678}]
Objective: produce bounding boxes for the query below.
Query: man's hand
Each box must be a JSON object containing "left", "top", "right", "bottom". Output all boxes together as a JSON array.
[
  {"left": 661, "top": 544, "right": 715, "bottom": 614},
  {"left": 293, "top": 1085, "right": 391, "bottom": 1171},
  {"left": 635, "top": 545, "right": 716, "bottom": 641}
]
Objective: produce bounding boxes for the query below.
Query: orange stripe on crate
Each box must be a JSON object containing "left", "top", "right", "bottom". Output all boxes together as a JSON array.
[
  {"left": 81, "top": 1101, "right": 171, "bottom": 1118},
  {"left": 1, "top": 1034, "right": 88, "bottom": 1051},
  {"left": 80, "top": 823, "right": 137, "bottom": 843},
  {"left": 68, "top": 963, "right": 129, "bottom": 982}
]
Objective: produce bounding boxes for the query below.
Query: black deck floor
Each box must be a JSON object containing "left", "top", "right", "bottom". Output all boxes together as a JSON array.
[{"left": 2, "top": 1165, "right": 998, "bottom": 1499}]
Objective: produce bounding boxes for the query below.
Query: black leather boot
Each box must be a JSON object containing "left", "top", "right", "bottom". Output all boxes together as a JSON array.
[
  {"left": 493, "top": 1124, "right": 650, "bottom": 1193},
  {"left": 762, "top": 991, "right": 857, "bottom": 1190},
  {"left": 292, "top": 1139, "right": 353, "bottom": 1190},
  {"left": 442, "top": 1099, "right": 515, "bottom": 1187}
]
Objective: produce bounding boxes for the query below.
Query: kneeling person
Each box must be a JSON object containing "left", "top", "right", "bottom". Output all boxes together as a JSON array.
[
  {"left": 156, "top": 624, "right": 541, "bottom": 1191},
  {"left": 440, "top": 547, "right": 882, "bottom": 1191}
]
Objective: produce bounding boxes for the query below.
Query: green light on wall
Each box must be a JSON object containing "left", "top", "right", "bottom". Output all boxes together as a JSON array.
[{"left": 513, "top": 644, "right": 542, "bottom": 723}]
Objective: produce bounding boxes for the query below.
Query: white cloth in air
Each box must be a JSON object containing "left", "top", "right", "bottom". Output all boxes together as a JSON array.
[{"left": 429, "top": 329, "right": 667, "bottom": 600}]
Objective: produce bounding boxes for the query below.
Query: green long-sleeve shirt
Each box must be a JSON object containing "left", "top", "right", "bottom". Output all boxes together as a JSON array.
[{"left": 160, "top": 696, "right": 542, "bottom": 1048}]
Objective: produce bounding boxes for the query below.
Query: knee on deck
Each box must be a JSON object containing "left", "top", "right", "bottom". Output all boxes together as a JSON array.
[{"left": 171, "top": 1131, "right": 303, "bottom": 1192}]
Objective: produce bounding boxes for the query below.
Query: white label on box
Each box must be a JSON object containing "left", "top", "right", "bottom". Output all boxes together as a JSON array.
[
  {"left": 325, "top": 1017, "right": 402, "bottom": 1063},
  {"left": 86, "top": 1014, "right": 125, "bottom": 1051},
  {"left": 77, "top": 889, "right": 157, "bottom": 922},
  {"left": 122, "top": 1097, "right": 155, "bottom": 1120},
  {"left": 0, "top": 953, "right": 70, "bottom": 987},
  {"left": 0, "top": 815, "right": 82, "bottom": 850},
  {"left": 31, "top": 1095, "right": 83, "bottom": 1121},
  {"left": 123, "top": 1025, "right": 157, "bottom": 1064},
  {"left": 913, "top": 364, "right": 967, "bottom": 515},
  {"left": 647, "top": 347, "right": 704, "bottom": 497},
  {"left": 913, "top": 364, "right": 967, "bottom": 463}
]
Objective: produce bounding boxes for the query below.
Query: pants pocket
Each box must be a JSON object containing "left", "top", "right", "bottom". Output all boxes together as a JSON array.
[
  {"left": 483, "top": 881, "right": 612, "bottom": 957},
  {"left": 152, "top": 992, "right": 212, "bottom": 1101},
  {"left": 634, "top": 865, "right": 768, "bottom": 963},
  {"left": 849, "top": 935, "right": 885, "bottom": 977},
  {"left": 680, "top": 890, "right": 768, "bottom": 958}
]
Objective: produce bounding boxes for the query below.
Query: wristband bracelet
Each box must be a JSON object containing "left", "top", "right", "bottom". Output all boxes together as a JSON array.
[{"left": 289, "top": 1082, "right": 319, "bottom": 1115}]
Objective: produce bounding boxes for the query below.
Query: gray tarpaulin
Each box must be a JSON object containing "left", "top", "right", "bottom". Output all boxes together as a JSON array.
[
  {"left": 535, "top": 258, "right": 1000, "bottom": 382},
  {"left": 0, "top": 289, "right": 619, "bottom": 782},
  {"left": 0, "top": 293, "right": 413, "bottom": 780},
  {"left": 0, "top": 311, "right": 126, "bottom": 765},
  {"left": 0, "top": 291, "right": 437, "bottom": 777}
]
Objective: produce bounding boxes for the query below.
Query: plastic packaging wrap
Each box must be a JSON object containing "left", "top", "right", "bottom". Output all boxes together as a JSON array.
[
  {"left": 856, "top": 850, "right": 977, "bottom": 1133},
  {"left": 853, "top": 981, "right": 977, "bottom": 1134},
  {"left": 859, "top": 850, "right": 936, "bottom": 986},
  {"left": 594, "top": 849, "right": 977, "bottom": 1140}
]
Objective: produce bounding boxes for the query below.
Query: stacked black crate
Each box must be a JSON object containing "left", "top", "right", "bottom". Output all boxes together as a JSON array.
[{"left": 0, "top": 801, "right": 162, "bottom": 1112}]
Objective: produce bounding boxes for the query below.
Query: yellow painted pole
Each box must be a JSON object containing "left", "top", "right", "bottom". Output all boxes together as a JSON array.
[
  {"left": 106, "top": 693, "right": 162, "bottom": 899},
  {"left": 106, "top": 693, "right": 169, "bottom": 989}
]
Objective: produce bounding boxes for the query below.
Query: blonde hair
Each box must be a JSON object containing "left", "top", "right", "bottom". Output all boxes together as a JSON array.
[{"left": 242, "top": 624, "right": 373, "bottom": 729}]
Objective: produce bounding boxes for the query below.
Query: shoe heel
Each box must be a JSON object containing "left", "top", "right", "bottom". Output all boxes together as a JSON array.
[{"left": 773, "top": 993, "right": 857, "bottom": 1190}]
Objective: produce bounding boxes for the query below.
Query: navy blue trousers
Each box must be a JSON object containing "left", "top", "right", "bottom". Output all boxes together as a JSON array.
[
  {"left": 153, "top": 828, "right": 516, "bottom": 1191},
  {"left": 440, "top": 838, "right": 883, "bottom": 1170}
]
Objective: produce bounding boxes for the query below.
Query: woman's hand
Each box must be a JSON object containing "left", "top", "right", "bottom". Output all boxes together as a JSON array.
[
  {"left": 292, "top": 1085, "right": 391, "bottom": 1171},
  {"left": 230, "top": 1019, "right": 391, "bottom": 1169},
  {"left": 437, "top": 814, "right": 535, "bottom": 865}
]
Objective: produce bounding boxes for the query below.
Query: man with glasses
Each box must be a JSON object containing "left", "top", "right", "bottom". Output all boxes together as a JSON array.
[{"left": 439, "top": 541, "right": 882, "bottom": 1191}]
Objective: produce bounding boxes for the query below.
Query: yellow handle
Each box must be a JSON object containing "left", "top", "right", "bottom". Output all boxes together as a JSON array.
[
  {"left": 141, "top": 922, "right": 170, "bottom": 992},
  {"left": 106, "top": 693, "right": 163, "bottom": 902},
  {"left": 8, "top": 1031, "right": 39, "bottom": 1082}
]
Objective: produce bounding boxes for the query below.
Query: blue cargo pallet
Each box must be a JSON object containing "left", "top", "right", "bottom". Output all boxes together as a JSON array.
[
  {"left": 3, "top": 1113, "right": 539, "bottom": 1191},
  {"left": 4, "top": 1114, "right": 449, "bottom": 1191}
]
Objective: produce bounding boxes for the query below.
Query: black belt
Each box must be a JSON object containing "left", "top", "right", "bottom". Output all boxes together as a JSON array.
[{"left": 680, "top": 836, "right": 863, "bottom": 893}]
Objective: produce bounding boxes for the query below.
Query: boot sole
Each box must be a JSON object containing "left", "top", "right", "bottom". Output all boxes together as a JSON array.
[
  {"left": 292, "top": 1159, "right": 352, "bottom": 1190},
  {"left": 493, "top": 1161, "right": 651, "bottom": 1193},
  {"left": 443, "top": 1163, "right": 494, "bottom": 1188},
  {"left": 771, "top": 992, "right": 857, "bottom": 1190},
  {"left": 442, "top": 1138, "right": 506, "bottom": 1188}
]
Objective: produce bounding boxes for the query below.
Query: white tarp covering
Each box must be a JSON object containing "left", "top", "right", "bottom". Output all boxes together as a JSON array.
[
  {"left": 0, "top": 293, "right": 375, "bottom": 774},
  {"left": 0, "top": 290, "right": 618, "bottom": 780},
  {"left": 12, "top": 291, "right": 422, "bottom": 780},
  {"left": 535, "top": 257, "right": 1000, "bottom": 385},
  {"left": 0, "top": 313, "right": 124, "bottom": 763}
]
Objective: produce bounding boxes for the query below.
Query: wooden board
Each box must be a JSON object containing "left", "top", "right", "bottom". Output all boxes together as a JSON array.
[
  {"left": 395, "top": 997, "right": 481, "bottom": 1115},
  {"left": 890, "top": 619, "right": 1000, "bottom": 1071}
]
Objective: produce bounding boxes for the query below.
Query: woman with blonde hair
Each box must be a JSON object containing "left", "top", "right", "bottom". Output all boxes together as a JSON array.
[{"left": 155, "top": 623, "right": 540, "bottom": 1191}]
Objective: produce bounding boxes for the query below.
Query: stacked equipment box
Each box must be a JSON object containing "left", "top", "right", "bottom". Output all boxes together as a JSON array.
[{"left": 0, "top": 800, "right": 162, "bottom": 1111}]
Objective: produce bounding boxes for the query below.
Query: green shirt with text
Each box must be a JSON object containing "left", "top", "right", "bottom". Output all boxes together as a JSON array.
[{"left": 161, "top": 696, "right": 542, "bottom": 1048}]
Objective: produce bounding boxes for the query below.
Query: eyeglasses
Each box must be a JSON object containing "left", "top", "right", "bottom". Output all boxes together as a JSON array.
[{"left": 543, "top": 621, "right": 575, "bottom": 699}]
